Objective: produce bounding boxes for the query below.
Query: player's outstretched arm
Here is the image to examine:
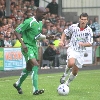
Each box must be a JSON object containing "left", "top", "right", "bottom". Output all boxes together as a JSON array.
[
  {"left": 35, "top": 33, "right": 46, "bottom": 40},
  {"left": 35, "top": 34, "right": 55, "bottom": 40},
  {"left": 59, "top": 33, "right": 65, "bottom": 47}
]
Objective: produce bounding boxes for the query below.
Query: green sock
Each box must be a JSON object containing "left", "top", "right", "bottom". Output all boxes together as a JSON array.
[
  {"left": 16, "top": 68, "right": 31, "bottom": 87},
  {"left": 32, "top": 66, "right": 38, "bottom": 92}
]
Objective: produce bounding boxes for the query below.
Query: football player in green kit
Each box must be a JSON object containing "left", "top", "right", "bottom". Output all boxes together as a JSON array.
[{"left": 13, "top": 7, "right": 48, "bottom": 95}]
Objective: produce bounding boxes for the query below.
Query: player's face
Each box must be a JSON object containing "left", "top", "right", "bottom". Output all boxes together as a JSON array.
[
  {"left": 37, "top": 11, "right": 47, "bottom": 21},
  {"left": 79, "top": 16, "right": 88, "bottom": 26}
]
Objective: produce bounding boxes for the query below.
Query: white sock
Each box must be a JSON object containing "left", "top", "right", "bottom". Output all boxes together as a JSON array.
[
  {"left": 65, "top": 72, "right": 76, "bottom": 86},
  {"left": 64, "top": 65, "right": 70, "bottom": 76}
]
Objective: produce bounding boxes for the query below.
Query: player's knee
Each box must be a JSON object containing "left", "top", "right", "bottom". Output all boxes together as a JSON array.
[
  {"left": 30, "top": 59, "right": 39, "bottom": 66},
  {"left": 68, "top": 58, "right": 75, "bottom": 67},
  {"left": 68, "top": 62, "right": 75, "bottom": 67},
  {"left": 26, "top": 66, "right": 32, "bottom": 71}
]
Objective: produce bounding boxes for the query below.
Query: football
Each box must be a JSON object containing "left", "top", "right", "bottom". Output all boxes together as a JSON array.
[{"left": 57, "top": 84, "right": 69, "bottom": 96}]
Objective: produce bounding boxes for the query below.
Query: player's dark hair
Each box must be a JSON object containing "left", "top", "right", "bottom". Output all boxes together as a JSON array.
[{"left": 80, "top": 13, "right": 88, "bottom": 19}]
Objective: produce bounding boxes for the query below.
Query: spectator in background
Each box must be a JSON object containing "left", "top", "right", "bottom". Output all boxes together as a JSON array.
[
  {"left": 0, "top": 5, "right": 4, "bottom": 26},
  {"left": 45, "top": 20, "right": 52, "bottom": 35},
  {"left": 49, "top": 14, "right": 57, "bottom": 24},
  {"left": 41, "top": 39, "right": 49, "bottom": 46},
  {"left": 43, "top": 41, "right": 60, "bottom": 68},
  {"left": 0, "top": 5, "right": 5, "bottom": 17},
  {"left": 88, "top": 19, "right": 96, "bottom": 33},
  {"left": 92, "top": 17, "right": 100, "bottom": 35},
  {"left": 30, "top": 0, "right": 37, "bottom": 10},
  {"left": 0, "top": 18, "right": 2, "bottom": 26},
  {"left": 2, "top": 17, "right": 8, "bottom": 25},
  {"left": 55, "top": 27, "right": 63, "bottom": 39},
  {"left": 41, "top": 27, "right": 47, "bottom": 35},
  {"left": 40, "top": 27, "right": 49, "bottom": 46},
  {"left": 34, "top": 0, "right": 40, "bottom": 7},
  {"left": 50, "top": 25, "right": 57, "bottom": 36},
  {"left": 92, "top": 17, "right": 100, "bottom": 45},
  {"left": 92, "top": 17, "right": 100, "bottom": 64},
  {"left": 46, "top": 0, "right": 58, "bottom": 15},
  {"left": 4, "top": 36, "right": 12, "bottom": 47},
  {"left": 0, "top": 32, "right": 5, "bottom": 47},
  {"left": 60, "top": 19, "right": 66, "bottom": 29}
]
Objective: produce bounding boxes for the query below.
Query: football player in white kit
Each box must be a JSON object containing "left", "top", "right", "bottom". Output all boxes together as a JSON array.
[{"left": 59, "top": 13, "right": 93, "bottom": 86}]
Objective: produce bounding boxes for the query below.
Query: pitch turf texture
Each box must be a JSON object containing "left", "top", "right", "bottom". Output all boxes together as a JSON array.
[{"left": 0, "top": 70, "right": 100, "bottom": 100}]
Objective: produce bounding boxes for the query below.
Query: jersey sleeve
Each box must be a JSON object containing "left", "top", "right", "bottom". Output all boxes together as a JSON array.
[
  {"left": 64, "top": 25, "right": 73, "bottom": 37},
  {"left": 86, "top": 28, "right": 93, "bottom": 44},
  {"left": 15, "top": 19, "right": 30, "bottom": 34}
]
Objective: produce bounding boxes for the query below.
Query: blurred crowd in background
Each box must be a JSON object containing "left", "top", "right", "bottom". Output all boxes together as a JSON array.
[
  {"left": 0, "top": 0, "right": 70, "bottom": 48},
  {"left": 0, "top": 0, "right": 100, "bottom": 48},
  {"left": 0, "top": 0, "right": 100, "bottom": 67}
]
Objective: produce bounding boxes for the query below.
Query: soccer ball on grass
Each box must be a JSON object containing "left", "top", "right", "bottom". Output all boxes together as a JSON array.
[{"left": 57, "top": 84, "right": 69, "bottom": 96}]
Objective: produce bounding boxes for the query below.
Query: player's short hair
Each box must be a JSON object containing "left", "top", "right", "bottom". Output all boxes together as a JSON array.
[{"left": 80, "top": 13, "right": 88, "bottom": 19}]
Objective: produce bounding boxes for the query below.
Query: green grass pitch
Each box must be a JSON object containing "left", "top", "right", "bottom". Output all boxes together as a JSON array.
[{"left": 0, "top": 70, "right": 100, "bottom": 100}]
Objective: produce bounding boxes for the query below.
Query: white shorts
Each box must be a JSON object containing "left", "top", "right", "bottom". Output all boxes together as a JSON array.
[{"left": 67, "top": 47, "right": 84, "bottom": 68}]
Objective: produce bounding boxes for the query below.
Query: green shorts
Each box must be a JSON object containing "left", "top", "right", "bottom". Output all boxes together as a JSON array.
[{"left": 21, "top": 44, "right": 38, "bottom": 62}]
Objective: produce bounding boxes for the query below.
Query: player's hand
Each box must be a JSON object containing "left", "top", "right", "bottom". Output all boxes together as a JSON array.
[
  {"left": 79, "top": 42, "right": 84, "bottom": 46},
  {"left": 22, "top": 44, "right": 28, "bottom": 53},
  {"left": 59, "top": 41, "right": 64, "bottom": 47}
]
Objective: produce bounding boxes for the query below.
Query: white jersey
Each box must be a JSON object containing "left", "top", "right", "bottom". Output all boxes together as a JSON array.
[{"left": 64, "top": 23, "right": 93, "bottom": 51}]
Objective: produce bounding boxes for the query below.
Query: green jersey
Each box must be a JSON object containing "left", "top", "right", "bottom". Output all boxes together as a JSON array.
[{"left": 15, "top": 17, "right": 43, "bottom": 46}]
